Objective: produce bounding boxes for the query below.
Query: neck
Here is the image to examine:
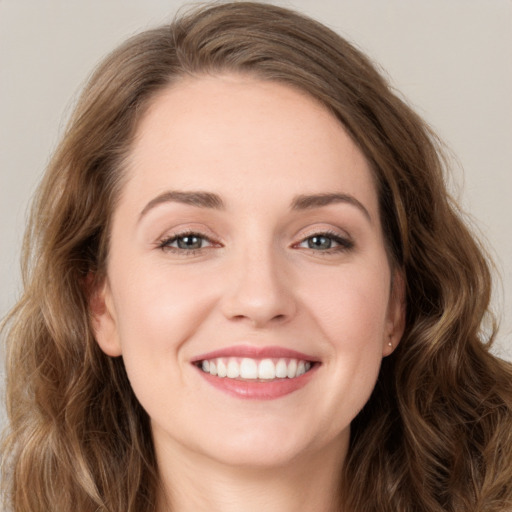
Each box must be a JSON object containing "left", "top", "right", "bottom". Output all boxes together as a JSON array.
[{"left": 155, "top": 436, "right": 347, "bottom": 512}]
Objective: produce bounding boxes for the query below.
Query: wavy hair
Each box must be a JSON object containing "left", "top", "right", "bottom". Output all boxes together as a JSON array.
[{"left": 2, "top": 2, "right": 511, "bottom": 511}]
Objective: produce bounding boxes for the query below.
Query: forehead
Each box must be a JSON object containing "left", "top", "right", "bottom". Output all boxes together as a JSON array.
[{"left": 122, "top": 74, "right": 378, "bottom": 215}]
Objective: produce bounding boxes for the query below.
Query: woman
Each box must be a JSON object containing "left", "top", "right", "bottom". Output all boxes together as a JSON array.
[{"left": 1, "top": 2, "right": 511, "bottom": 511}]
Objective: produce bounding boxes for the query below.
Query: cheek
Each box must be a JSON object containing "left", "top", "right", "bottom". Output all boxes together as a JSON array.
[
  {"left": 109, "top": 260, "right": 222, "bottom": 357},
  {"left": 277, "top": 262, "right": 391, "bottom": 439},
  {"left": 301, "top": 262, "right": 391, "bottom": 348},
  {"left": 303, "top": 263, "right": 390, "bottom": 390},
  {"left": 107, "top": 265, "right": 217, "bottom": 413}
]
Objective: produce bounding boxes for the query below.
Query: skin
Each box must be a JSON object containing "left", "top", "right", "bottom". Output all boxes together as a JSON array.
[{"left": 92, "top": 74, "right": 405, "bottom": 512}]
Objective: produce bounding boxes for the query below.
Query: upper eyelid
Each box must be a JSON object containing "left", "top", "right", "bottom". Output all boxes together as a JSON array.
[
  {"left": 294, "top": 226, "right": 353, "bottom": 242},
  {"left": 295, "top": 233, "right": 353, "bottom": 248},
  {"left": 159, "top": 231, "right": 217, "bottom": 246},
  {"left": 156, "top": 225, "right": 220, "bottom": 243},
  {"left": 155, "top": 225, "right": 353, "bottom": 248}
]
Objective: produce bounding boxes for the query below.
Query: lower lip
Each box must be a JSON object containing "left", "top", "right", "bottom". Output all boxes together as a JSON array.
[{"left": 196, "top": 364, "right": 318, "bottom": 400}]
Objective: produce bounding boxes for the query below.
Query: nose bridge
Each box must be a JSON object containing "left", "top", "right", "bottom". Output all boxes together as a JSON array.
[{"left": 221, "top": 233, "right": 296, "bottom": 326}]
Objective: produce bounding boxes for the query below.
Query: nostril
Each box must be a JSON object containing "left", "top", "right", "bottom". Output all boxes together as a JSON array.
[{"left": 231, "top": 313, "right": 285, "bottom": 322}]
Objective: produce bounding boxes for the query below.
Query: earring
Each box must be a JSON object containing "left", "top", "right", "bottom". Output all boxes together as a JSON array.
[{"left": 388, "top": 341, "right": 393, "bottom": 347}]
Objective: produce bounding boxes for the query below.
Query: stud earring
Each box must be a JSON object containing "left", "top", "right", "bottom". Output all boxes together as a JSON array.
[{"left": 388, "top": 341, "right": 393, "bottom": 347}]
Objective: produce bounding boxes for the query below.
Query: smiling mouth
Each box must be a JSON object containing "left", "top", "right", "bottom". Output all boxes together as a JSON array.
[{"left": 196, "top": 357, "right": 314, "bottom": 381}]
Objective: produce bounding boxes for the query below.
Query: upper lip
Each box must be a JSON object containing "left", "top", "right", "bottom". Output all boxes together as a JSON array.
[{"left": 191, "top": 344, "right": 320, "bottom": 363}]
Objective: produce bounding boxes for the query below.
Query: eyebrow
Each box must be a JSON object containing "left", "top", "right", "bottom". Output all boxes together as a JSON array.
[
  {"left": 139, "top": 190, "right": 225, "bottom": 219},
  {"left": 291, "top": 193, "right": 372, "bottom": 222},
  {"left": 139, "top": 190, "right": 371, "bottom": 223}
]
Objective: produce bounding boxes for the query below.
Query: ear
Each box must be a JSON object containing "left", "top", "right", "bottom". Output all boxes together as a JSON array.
[
  {"left": 383, "top": 269, "right": 406, "bottom": 357},
  {"left": 88, "top": 274, "right": 123, "bottom": 357}
]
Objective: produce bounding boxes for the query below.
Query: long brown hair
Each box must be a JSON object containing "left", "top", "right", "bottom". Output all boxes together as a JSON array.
[{"left": 2, "top": 3, "right": 511, "bottom": 511}]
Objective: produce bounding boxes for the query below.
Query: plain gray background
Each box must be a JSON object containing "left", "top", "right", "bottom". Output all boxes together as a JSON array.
[{"left": 1, "top": 1, "right": 511, "bottom": 428}]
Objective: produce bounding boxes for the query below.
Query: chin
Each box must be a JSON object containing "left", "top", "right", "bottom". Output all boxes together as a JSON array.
[
  {"left": 206, "top": 438, "right": 312, "bottom": 470},
  {"left": 193, "top": 416, "right": 349, "bottom": 471}
]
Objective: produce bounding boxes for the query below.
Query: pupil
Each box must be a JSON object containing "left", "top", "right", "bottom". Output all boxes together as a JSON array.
[
  {"left": 178, "top": 236, "right": 202, "bottom": 249},
  {"left": 308, "top": 236, "right": 331, "bottom": 250}
]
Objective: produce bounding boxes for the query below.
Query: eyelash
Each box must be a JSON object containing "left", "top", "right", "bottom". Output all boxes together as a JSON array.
[
  {"left": 295, "top": 230, "right": 354, "bottom": 253},
  {"left": 157, "top": 230, "right": 218, "bottom": 256},
  {"left": 157, "top": 230, "right": 354, "bottom": 256}
]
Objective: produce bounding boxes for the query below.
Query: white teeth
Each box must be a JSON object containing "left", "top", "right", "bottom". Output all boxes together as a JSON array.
[
  {"left": 227, "top": 360, "right": 240, "bottom": 378},
  {"left": 217, "top": 359, "right": 227, "bottom": 378},
  {"left": 258, "top": 359, "right": 276, "bottom": 379},
  {"left": 200, "top": 357, "right": 313, "bottom": 380},
  {"left": 240, "top": 358, "right": 258, "bottom": 379},
  {"left": 287, "top": 359, "right": 297, "bottom": 379},
  {"left": 275, "top": 358, "right": 288, "bottom": 378}
]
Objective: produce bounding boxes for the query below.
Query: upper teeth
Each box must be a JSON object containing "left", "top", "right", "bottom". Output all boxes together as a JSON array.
[{"left": 201, "top": 357, "right": 312, "bottom": 380}]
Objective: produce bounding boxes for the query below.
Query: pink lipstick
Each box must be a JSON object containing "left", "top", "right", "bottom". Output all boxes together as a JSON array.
[{"left": 192, "top": 345, "right": 320, "bottom": 400}]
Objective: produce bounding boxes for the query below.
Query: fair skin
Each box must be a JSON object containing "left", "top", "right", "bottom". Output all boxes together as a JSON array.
[{"left": 92, "top": 75, "right": 405, "bottom": 512}]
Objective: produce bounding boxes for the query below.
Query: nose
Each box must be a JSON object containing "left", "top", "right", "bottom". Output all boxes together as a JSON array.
[{"left": 220, "top": 245, "right": 297, "bottom": 328}]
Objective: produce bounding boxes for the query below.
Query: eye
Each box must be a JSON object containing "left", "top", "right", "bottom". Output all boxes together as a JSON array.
[
  {"left": 297, "top": 232, "right": 353, "bottom": 252},
  {"left": 158, "top": 232, "right": 215, "bottom": 252}
]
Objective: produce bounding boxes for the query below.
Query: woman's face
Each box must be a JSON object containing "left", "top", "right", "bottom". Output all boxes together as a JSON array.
[{"left": 92, "top": 75, "right": 404, "bottom": 470}]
